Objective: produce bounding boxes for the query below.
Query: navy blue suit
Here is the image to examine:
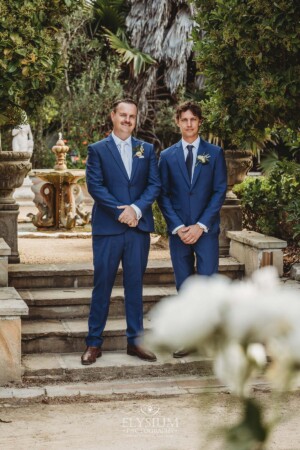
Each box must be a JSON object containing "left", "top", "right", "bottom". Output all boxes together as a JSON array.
[
  {"left": 158, "top": 138, "right": 227, "bottom": 289},
  {"left": 86, "top": 134, "right": 161, "bottom": 347}
]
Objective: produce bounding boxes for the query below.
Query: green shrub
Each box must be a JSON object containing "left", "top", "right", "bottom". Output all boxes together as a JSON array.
[
  {"left": 152, "top": 201, "right": 167, "bottom": 237},
  {"left": 234, "top": 161, "right": 300, "bottom": 243}
]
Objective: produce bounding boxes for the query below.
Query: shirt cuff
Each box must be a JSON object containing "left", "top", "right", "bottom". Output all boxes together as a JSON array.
[
  {"left": 131, "top": 204, "right": 142, "bottom": 220},
  {"left": 197, "top": 222, "right": 208, "bottom": 233},
  {"left": 172, "top": 224, "right": 185, "bottom": 235}
]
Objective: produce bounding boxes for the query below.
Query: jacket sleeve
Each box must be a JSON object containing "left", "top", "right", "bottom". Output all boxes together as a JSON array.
[
  {"left": 197, "top": 148, "right": 227, "bottom": 228},
  {"left": 133, "top": 145, "right": 161, "bottom": 214},
  {"left": 157, "top": 152, "right": 185, "bottom": 232},
  {"left": 86, "top": 144, "right": 121, "bottom": 221}
]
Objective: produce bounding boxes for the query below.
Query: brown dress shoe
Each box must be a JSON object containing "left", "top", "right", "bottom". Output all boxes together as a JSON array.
[
  {"left": 81, "top": 346, "right": 102, "bottom": 365},
  {"left": 173, "top": 348, "right": 193, "bottom": 358},
  {"left": 127, "top": 344, "right": 157, "bottom": 362}
]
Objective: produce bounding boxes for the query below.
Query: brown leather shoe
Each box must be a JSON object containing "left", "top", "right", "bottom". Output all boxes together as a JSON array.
[
  {"left": 173, "top": 348, "right": 194, "bottom": 358},
  {"left": 81, "top": 346, "right": 102, "bottom": 365},
  {"left": 127, "top": 344, "right": 157, "bottom": 362}
]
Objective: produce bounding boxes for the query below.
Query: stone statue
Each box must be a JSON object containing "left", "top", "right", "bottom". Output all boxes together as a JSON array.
[{"left": 12, "top": 123, "right": 34, "bottom": 153}]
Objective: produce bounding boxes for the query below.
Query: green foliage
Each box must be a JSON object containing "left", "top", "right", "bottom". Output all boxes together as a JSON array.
[
  {"left": 193, "top": 0, "right": 300, "bottom": 148},
  {"left": 152, "top": 201, "right": 167, "bottom": 237},
  {"left": 0, "top": 0, "right": 81, "bottom": 128},
  {"left": 30, "top": 7, "right": 124, "bottom": 168},
  {"left": 89, "top": 0, "right": 129, "bottom": 34},
  {"left": 104, "top": 29, "right": 156, "bottom": 78},
  {"left": 151, "top": 100, "right": 180, "bottom": 151},
  {"left": 234, "top": 161, "right": 300, "bottom": 242}
]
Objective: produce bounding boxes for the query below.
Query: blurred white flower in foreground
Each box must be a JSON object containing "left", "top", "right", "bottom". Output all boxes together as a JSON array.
[{"left": 148, "top": 266, "right": 300, "bottom": 395}]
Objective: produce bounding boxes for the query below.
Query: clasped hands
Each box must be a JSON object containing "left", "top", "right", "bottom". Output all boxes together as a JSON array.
[
  {"left": 117, "top": 205, "right": 138, "bottom": 227},
  {"left": 178, "top": 224, "right": 204, "bottom": 245}
]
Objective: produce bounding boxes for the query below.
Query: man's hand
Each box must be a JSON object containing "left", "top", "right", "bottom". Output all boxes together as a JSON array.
[
  {"left": 178, "top": 224, "right": 203, "bottom": 245},
  {"left": 118, "top": 205, "right": 138, "bottom": 227}
]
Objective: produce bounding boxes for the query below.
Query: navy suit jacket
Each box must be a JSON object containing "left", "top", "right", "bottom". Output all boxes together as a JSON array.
[
  {"left": 86, "top": 134, "right": 161, "bottom": 235},
  {"left": 158, "top": 138, "right": 227, "bottom": 235}
]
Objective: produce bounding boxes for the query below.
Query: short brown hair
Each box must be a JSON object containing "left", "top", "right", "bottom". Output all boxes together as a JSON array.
[
  {"left": 112, "top": 98, "right": 138, "bottom": 112},
  {"left": 175, "top": 101, "right": 202, "bottom": 121}
]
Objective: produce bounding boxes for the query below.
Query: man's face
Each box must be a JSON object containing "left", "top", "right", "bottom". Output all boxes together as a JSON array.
[
  {"left": 176, "top": 110, "right": 201, "bottom": 141},
  {"left": 111, "top": 102, "right": 137, "bottom": 139}
]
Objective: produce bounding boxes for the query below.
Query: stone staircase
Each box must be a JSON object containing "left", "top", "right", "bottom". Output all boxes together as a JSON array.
[{"left": 8, "top": 257, "right": 244, "bottom": 383}]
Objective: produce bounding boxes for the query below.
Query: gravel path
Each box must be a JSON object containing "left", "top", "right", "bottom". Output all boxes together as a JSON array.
[{"left": 18, "top": 237, "right": 170, "bottom": 265}]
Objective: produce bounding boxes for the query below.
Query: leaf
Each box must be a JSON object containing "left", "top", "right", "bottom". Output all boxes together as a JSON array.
[
  {"left": 103, "top": 28, "right": 156, "bottom": 77},
  {"left": 7, "top": 64, "right": 17, "bottom": 73},
  {"left": 22, "top": 66, "right": 30, "bottom": 77}
]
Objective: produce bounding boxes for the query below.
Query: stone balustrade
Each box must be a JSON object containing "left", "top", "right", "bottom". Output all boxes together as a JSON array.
[
  {"left": 0, "top": 238, "right": 28, "bottom": 385},
  {"left": 227, "top": 230, "right": 287, "bottom": 277}
]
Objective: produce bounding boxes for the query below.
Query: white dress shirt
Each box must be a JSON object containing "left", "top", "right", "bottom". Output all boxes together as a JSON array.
[
  {"left": 172, "top": 136, "right": 208, "bottom": 235},
  {"left": 111, "top": 132, "right": 142, "bottom": 220}
]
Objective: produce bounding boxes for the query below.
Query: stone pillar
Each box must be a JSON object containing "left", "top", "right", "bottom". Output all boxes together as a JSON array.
[
  {"left": 0, "top": 238, "right": 10, "bottom": 287},
  {"left": 0, "top": 207, "right": 20, "bottom": 263},
  {"left": 227, "top": 230, "right": 287, "bottom": 277},
  {"left": 219, "top": 198, "right": 242, "bottom": 257},
  {"left": 0, "top": 239, "right": 28, "bottom": 385},
  {"left": 219, "top": 150, "right": 253, "bottom": 257},
  {"left": 0, "top": 288, "right": 28, "bottom": 385}
]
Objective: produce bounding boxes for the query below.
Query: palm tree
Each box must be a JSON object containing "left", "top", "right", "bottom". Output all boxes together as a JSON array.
[{"left": 125, "top": 0, "right": 197, "bottom": 126}]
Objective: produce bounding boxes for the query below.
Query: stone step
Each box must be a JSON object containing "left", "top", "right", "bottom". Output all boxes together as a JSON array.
[
  {"left": 9, "top": 257, "right": 244, "bottom": 289},
  {"left": 22, "top": 318, "right": 153, "bottom": 354},
  {"left": 19, "top": 285, "right": 177, "bottom": 320},
  {"left": 9, "top": 260, "right": 174, "bottom": 289},
  {"left": 21, "top": 351, "right": 213, "bottom": 384}
]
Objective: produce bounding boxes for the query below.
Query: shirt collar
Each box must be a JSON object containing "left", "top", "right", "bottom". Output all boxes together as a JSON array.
[
  {"left": 112, "top": 131, "right": 132, "bottom": 147},
  {"left": 182, "top": 136, "right": 200, "bottom": 151}
]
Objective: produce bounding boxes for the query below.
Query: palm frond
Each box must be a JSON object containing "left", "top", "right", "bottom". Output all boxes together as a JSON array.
[
  {"left": 259, "top": 150, "right": 279, "bottom": 175},
  {"left": 103, "top": 28, "right": 156, "bottom": 77}
]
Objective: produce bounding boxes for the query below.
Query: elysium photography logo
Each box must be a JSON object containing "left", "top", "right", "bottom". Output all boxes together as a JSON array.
[{"left": 122, "top": 404, "right": 179, "bottom": 436}]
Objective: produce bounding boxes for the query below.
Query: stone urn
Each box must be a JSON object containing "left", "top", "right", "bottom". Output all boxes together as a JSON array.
[
  {"left": 0, "top": 151, "right": 32, "bottom": 263},
  {"left": 225, "top": 149, "right": 253, "bottom": 199},
  {"left": 219, "top": 149, "right": 253, "bottom": 256}
]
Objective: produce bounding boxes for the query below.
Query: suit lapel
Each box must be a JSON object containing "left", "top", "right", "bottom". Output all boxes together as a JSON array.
[
  {"left": 130, "top": 137, "right": 140, "bottom": 181},
  {"left": 175, "top": 141, "right": 191, "bottom": 187},
  {"left": 105, "top": 134, "right": 129, "bottom": 181},
  {"left": 191, "top": 138, "right": 205, "bottom": 188}
]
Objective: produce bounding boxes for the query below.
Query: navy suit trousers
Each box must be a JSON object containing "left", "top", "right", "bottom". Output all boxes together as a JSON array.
[
  {"left": 86, "top": 229, "right": 150, "bottom": 347},
  {"left": 169, "top": 231, "right": 219, "bottom": 291}
]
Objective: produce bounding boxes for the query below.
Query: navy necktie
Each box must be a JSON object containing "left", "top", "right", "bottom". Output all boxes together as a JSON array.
[{"left": 186, "top": 145, "right": 193, "bottom": 181}]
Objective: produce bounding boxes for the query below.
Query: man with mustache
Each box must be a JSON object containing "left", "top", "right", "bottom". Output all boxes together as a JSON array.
[{"left": 82, "top": 99, "right": 161, "bottom": 365}]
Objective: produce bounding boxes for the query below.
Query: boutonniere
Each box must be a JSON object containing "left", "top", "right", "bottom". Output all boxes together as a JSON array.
[
  {"left": 132, "top": 144, "right": 145, "bottom": 158},
  {"left": 196, "top": 153, "right": 210, "bottom": 166}
]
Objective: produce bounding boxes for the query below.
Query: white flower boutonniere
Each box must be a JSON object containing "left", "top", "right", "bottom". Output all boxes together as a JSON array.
[
  {"left": 196, "top": 153, "right": 210, "bottom": 166},
  {"left": 132, "top": 144, "right": 145, "bottom": 158}
]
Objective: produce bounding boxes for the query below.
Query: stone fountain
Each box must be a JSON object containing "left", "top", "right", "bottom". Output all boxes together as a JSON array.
[
  {"left": 30, "top": 134, "right": 90, "bottom": 230},
  {"left": 0, "top": 151, "right": 32, "bottom": 263}
]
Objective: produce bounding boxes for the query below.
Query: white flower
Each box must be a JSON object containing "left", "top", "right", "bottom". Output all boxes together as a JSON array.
[
  {"left": 214, "top": 343, "right": 251, "bottom": 396},
  {"left": 149, "top": 274, "right": 230, "bottom": 350},
  {"left": 247, "top": 343, "right": 267, "bottom": 368},
  {"left": 196, "top": 153, "right": 210, "bottom": 166},
  {"left": 148, "top": 266, "right": 300, "bottom": 393}
]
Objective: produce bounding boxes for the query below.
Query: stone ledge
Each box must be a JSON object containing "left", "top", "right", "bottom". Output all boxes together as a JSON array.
[
  {"left": 291, "top": 264, "right": 300, "bottom": 282},
  {"left": 0, "top": 287, "right": 28, "bottom": 316},
  {"left": 0, "top": 238, "right": 11, "bottom": 256},
  {"left": 226, "top": 230, "right": 287, "bottom": 249}
]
